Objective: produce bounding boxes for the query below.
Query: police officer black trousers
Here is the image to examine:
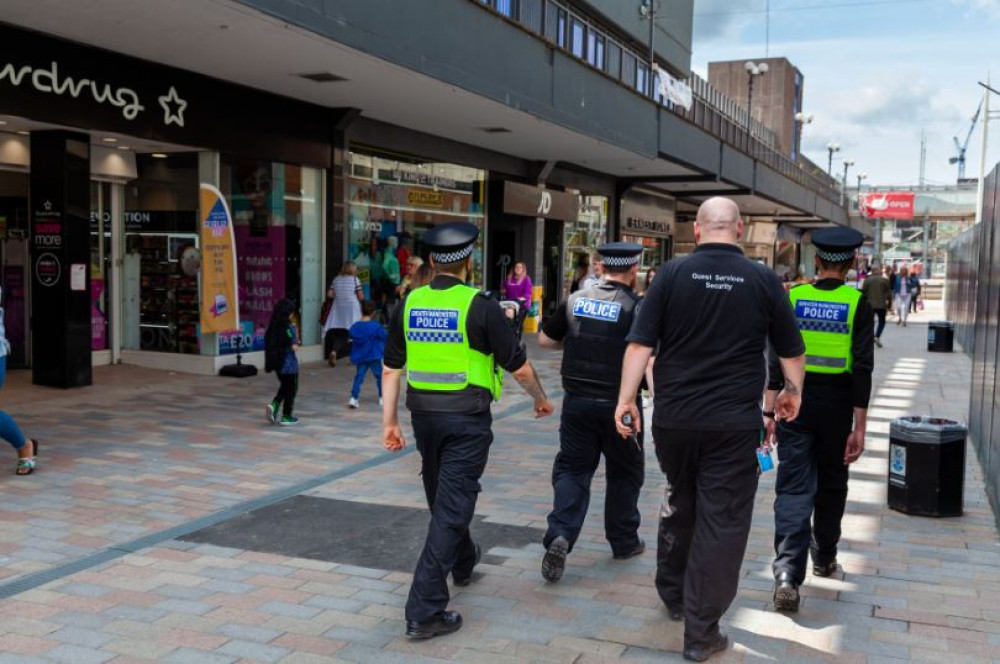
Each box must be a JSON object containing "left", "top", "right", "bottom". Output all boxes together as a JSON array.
[
  {"left": 773, "top": 393, "right": 853, "bottom": 584},
  {"left": 405, "top": 411, "right": 492, "bottom": 623},
  {"left": 653, "top": 427, "right": 759, "bottom": 650},
  {"left": 544, "top": 394, "right": 644, "bottom": 555}
]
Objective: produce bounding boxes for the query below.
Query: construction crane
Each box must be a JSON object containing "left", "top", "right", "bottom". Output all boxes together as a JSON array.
[{"left": 950, "top": 100, "right": 983, "bottom": 180}]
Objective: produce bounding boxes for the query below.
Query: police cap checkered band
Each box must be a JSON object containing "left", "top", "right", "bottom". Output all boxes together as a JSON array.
[
  {"left": 600, "top": 254, "right": 641, "bottom": 267},
  {"left": 816, "top": 248, "right": 856, "bottom": 263},
  {"left": 430, "top": 243, "right": 475, "bottom": 264}
]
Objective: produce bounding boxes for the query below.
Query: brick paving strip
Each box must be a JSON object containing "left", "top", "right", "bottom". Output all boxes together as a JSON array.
[{"left": 0, "top": 302, "right": 999, "bottom": 662}]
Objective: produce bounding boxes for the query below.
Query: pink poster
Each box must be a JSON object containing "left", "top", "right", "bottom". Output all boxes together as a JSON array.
[
  {"left": 91, "top": 276, "right": 107, "bottom": 350},
  {"left": 235, "top": 225, "right": 286, "bottom": 341}
]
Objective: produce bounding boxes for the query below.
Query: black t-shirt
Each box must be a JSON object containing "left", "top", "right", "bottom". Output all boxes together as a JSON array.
[
  {"left": 626, "top": 243, "right": 805, "bottom": 431},
  {"left": 384, "top": 275, "right": 528, "bottom": 413}
]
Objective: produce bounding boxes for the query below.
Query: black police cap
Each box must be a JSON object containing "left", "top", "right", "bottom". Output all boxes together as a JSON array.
[
  {"left": 423, "top": 222, "right": 479, "bottom": 264},
  {"left": 811, "top": 227, "right": 864, "bottom": 263},
  {"left": 597, "top": 242, "right": 643, "bottom": 268}
]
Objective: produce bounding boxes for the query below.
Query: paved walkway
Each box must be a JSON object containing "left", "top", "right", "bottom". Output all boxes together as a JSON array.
[{"left": 0, "top": 301, "right": 997, "bottom": 663}]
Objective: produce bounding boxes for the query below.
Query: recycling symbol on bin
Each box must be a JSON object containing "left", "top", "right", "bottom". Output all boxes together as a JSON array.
[{"left": 889, "top": 444, "right": 906, "bottom": 477}]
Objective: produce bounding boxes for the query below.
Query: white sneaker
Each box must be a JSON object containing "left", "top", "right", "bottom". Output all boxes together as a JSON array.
[
  {"left": 348, "top": 397, "right": 359, "bottom": 409},
  {"left": 379, "top": 397, "right": 384, "bottom": 406}
]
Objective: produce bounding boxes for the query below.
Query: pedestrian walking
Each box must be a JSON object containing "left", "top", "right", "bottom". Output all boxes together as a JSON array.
[
  {"left": 381, "top": 222, "right": 554, "bottom": 640},
  {"left": 615, "top": 197, "right": 806, "bottom": 662},
  {"left": 264, "top": 298, "right": 300, "bottom": 426},
  {"left": 348, "top": 300, "right": 386, "bottom": 409},
  {"left": 862, "top": 265, "right": 892, "bottom": 347},
  {"left": 769, "top": 227, "right": 874, "bottom": 612},
  {"left": 324, "top": 262, "right": 364, "bottom": 366},
  {"left": 581, "top": 251, "right": 604, "bottom": 289},
  {"left": 893, "top": 265, "right": 918, "bottom": 326},
  {"left": 1, "top": 288, "right": 38, "bottom": 475},
  {"left": 909, "top": 272, "right": 922, "bottom": 313},
  {"left": 537, "top": 242, "right": 646, "bottom": 583}
]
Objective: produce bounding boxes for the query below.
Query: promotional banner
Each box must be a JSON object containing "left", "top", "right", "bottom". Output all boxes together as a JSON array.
[
  {"left": 199, "top": 183, "right": 239, "bottom": 333},
  {"left": 861, "top": 192, "right": 915, "bottom": 219}
]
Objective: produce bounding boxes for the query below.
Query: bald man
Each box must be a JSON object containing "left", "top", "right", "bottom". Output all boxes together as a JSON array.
[{"left": 616, "top": 197, "right": 806, "bottom": 662}]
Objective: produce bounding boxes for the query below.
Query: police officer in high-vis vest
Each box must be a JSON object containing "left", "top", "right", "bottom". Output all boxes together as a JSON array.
[
  {"left": 765, "top": 227, "right": 874, "bottom": 612},
  {"left": 537, "top": 242, "right": 646, "bottom": 582},
  {"left": 382, "top": 222, "right": 554, "bottom": 640}
]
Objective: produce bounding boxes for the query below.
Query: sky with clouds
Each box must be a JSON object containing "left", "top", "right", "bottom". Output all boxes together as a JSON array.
[{"left": 690, "top": 0, "right": 1000, "bottom": 188}]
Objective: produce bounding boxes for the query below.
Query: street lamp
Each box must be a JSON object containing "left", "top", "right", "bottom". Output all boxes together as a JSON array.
[
  {"left": 841, "top": 158, "right": 855, "bottom": 206},
  {"left": 744, "top": 61, "right": 769, "bottom": 130},
  {"left": 794, "top": 112, "right": 814, "bottom": 159},
  {"left": 826, "top": 141, "right": 841, "bottom": 175},
  {"left": 856, "top": 171, "right": 867, "bottom": 191}
]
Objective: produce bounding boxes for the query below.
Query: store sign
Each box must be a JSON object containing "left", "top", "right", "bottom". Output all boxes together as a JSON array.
[
  {"left": 0, "top": 24, "right": 335, "bottom": 168},
  {"left": 503, "top": 182, "right": 579, "bottom": 221},
  {"left": 621, "top": 191, "right": 675, "bottom": 238},
  {"left": 198, "top": 184, "right": 239, "bottom": 334},
  {"left": 860, "top": 192, "right": 915, "bottom": 219},
  {"left": 0, "top": 60, "right": 187, "bottom": 126},
  {"left": 407, "top": 190, "right": 444, "bottom": 208}
]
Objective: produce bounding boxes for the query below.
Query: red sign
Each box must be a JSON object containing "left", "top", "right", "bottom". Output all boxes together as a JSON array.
[{"left": 860, "top": 192, "right": 915, "bottom": 219}]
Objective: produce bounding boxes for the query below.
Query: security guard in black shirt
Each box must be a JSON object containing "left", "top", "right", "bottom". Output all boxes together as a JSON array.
[
  {"left": 382, "top": 222, "right": 554, "bottom": 640},
  {"left": 766, "top": 227, "right": 874, "bottom": 613},
  {"left": 537, "top": 242, "right": 646, "bottom": 582}
]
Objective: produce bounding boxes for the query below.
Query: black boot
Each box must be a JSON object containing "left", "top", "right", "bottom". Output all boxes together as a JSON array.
[
  {"left": 405, "top": 611, "right": 463, "bottom": 639},
  {"left": 683, "top": 632, "right": 729, "bottom": 662},
  {"left": 453, "top": 544, "right": 481, "bottom": 587},
  {"left": 812, "top": 559, "right": 838, "bottom": 578},
  {"left": 541, "top": 536, "right": 569, "bottom": 582},
  {"left": 612, "top": 537, "right": 646, "bottom": 560},
  {"left": 773, "top": 572, "right": 800, "bottom": 612}
]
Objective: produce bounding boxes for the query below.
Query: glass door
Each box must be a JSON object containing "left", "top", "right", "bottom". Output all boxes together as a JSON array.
[{"left": 90, "top": 182, "right": 112, "bottom": 355}]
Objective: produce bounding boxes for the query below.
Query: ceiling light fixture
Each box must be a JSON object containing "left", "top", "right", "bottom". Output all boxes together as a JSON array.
[
  {"left": 102, "top": 137, "right": 118, "bottom": 143},
  {"left": 0, "top": 120, "right": 7, "bottom": 126},
  {"left": 16, "top": 130, "right": 29, "bottom": 136},
  {"left": 151, "top": 152, "right": 168, "bottom": 159},
  {"left": 117, "top": 145, "right": 130, "bottom": 150}
]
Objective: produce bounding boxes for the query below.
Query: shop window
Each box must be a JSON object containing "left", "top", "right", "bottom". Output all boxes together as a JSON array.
[
  {"left": 563, "top": 195, "right": 608, "bottom": 298},
  {"left": 570, "top": 17, "right": 586, "bottom": 58},
  {"left": 219, "top": 157, "right": 323, "bottom": 355},
  {"left": 347, "top": 150, "right": 487, "bottom": 303},
  {"left": 122, "top": 153, "right": 200, "bottom": 355}
]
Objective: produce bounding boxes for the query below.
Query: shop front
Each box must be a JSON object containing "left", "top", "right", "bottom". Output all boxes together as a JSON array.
[
  {"left": 0, "top": 23, "right": 337, "bottom": 382},
  {"left": 346, "top": 149, "right": 487, "bottom": 297},
  {"left": 619, "top": 189, "right": 676, "bottom": 280},
  {"left": 562, "top": 194, "right": 609, "bottom": 303},
  {"left": 487, "top": 181, "right": 580, "bottom": 318},
  {"left": 740, "top": 221, "right": 778, "bottom": 267}
]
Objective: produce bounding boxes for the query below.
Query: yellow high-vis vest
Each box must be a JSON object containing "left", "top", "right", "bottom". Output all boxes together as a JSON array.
[
  {"left": 790, "top": 284, "right": 861, "bottom": 374},
  {"left": 403, "top": 284, "right": 502, "bottom": 399}
]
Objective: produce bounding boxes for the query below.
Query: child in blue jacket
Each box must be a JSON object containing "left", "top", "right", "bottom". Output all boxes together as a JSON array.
[{"left": 348, "top": 300, "right": 387, "bottom": 409}]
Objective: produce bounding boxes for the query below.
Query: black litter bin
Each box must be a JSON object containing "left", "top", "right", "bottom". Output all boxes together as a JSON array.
[
  {"left": 927, "top": 321, "right": 954, "bottom": 352},
  {"left": 888, "top": 417, "right": 966, "bottom": 517}
]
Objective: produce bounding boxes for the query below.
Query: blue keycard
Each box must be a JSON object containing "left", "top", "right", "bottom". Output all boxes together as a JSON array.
[{"left": 756, "top": 446, "right": 775, "bottom": 472}]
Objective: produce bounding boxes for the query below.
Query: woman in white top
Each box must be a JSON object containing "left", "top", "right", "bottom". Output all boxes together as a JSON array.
[{"left": 322, "top": 261, "right": 364, "bottom": 366}]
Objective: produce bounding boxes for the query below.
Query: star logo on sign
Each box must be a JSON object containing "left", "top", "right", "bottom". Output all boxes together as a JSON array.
[
  {"left": 158, "top": 86, "right": 188, "bottom": 128},
  {"left": 43, "top": 200, "right": 52, "bottom": 211}
]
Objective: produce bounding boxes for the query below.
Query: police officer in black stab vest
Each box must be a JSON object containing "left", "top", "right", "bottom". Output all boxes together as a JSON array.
[
  {"left": 381, "top": 222, "right": 555, "bottom": 640},
  {"left": 767, "top": 227, "right": 874, "bottom": 612},
  {"left": 537, "top": 242, "right": 647, "bottom": 582}
]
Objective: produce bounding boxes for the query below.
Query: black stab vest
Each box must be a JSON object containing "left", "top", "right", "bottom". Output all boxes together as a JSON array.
[{"left": 561, "top": 282, "right": 640, "bottom": 400}]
